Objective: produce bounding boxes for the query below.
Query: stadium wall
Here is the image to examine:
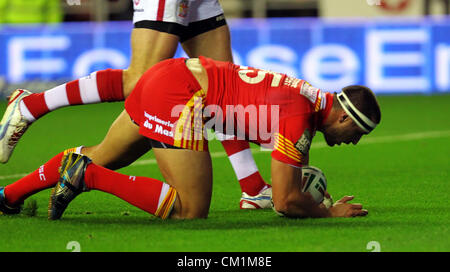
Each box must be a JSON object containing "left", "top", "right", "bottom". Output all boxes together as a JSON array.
[{"left": 1, "top": 17, "right": 450, "bottom": 97}]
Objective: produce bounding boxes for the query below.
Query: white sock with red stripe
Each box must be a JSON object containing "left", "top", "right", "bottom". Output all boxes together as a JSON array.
[
  {"left": 217, "top": 132, "right": 270, "bottom": 196},
  {"left": 19, "top": 69, "right": 124, "bottom": 122}
]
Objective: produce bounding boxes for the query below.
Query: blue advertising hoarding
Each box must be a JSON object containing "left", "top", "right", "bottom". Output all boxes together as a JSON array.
[{"left": 1, "top": 17, "right": 450, "bottom": 94}]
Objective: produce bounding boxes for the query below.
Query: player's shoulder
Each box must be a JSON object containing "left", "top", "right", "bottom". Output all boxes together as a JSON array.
[{"left": 299, "top": 80, "right": 328, "bottom": 112}]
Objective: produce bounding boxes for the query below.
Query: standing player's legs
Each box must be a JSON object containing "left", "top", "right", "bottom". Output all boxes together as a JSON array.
[
  {"left": 22, "top": 28, "right": 178, "bottom": 116},
  {"left": 81, "top": 29, "right": 179, "bottom": 169},
  {"left": 122, "top": 28, "right": 180, "bottom": 98},
  {"left": 181, "top": 24, "right": 233, "bottom": 62},
  {"left": 18, "top": 29, "right": 179, "bottom": 121},
  {"left": 0, "top": 28, "right": 179, "bottom": 164},
  {"left": 182, "top": 23, "right": 272, "bottom": 208}
]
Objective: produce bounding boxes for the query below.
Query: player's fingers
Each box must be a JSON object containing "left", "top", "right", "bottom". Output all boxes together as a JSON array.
[
  {"left": 339, "top": 195, "right": 354, "bottom": 203},
  {"left": 352, "top": 209, "right": 368, "bottom": 217},
  {"left": 351, "top": 203, "right": 363, "bottom": 209}
]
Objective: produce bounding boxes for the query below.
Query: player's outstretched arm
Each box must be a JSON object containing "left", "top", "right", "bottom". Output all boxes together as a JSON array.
[
  {"left": 271, "top": 158, "right": 331, "bottom": 218},
  {"left": 271, "top": 159, "right": 368, "bottom": 218}
]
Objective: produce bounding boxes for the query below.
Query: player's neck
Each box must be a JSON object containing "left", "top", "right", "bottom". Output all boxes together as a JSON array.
[
  {"left": 318, "top": 108, "right": 339, "bottom": 133},
  {"left": 317, "top": 93, "right": 336, "bottom": 132}
]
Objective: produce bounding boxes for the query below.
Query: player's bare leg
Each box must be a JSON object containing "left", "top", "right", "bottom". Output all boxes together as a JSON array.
[
  {"left": 47, "top": 111, "right": 211, "bottom": 220},
  {"left": 47, "top": 146, "right": 213, "bottom": 220},
  {"left": 183, "top": 25, "right": 272, "bottom": 209},
  {"left": 81, "top": 110, "right": 149, "bottom": 170},
  {"left": 152, "top": 148, "right": 213, "bottom": 219},
  {"left": 122, "top": 28, "right": 179, "bottom": 98},
  {"left": 81, "top": 29, "right": 179, "bottom": 168},
  {"left": 182, "top": 24, "right": 233, "bottom": 62}
]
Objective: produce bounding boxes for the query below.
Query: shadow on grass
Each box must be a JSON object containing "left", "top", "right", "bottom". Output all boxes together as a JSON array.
[
  {"left": 368, "top": 206, "right": 449, "bottom": 215},
  {"left": 37, "top": 208, "right": 434, "bottom": 231},
  {"left": 6, "top": 204, "right": 446, "bottom": 231}
]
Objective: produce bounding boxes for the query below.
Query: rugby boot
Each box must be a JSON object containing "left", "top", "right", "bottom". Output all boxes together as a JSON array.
[
  {"left": 48, "top": 152, "right": 91, "bottom": 220},
  {"left": 0, "top": 89, "right": 33, "bottom": 163},
  {"left": 239, "top": 186, "right": 272, "bottom": 209}
]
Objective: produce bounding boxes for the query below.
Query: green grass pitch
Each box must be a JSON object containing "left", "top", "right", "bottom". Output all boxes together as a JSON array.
[{"left": 0, "top": 94, "right": 449, "bottom": 252}]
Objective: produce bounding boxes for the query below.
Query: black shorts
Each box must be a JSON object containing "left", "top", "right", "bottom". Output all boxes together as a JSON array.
[
  {"left": 149, "top": 139, "right": 181, "bottom": 149},
  {"left": 134, "top": 13, "right": 226, "bottom": 43},
  {"left": 132, "top": 0, "right": 225, "bottom": 42}
]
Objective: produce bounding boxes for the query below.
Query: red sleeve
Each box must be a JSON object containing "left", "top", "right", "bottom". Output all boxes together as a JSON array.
[{"left": 271, "top": 115, "right": 313, "bottom": 168}]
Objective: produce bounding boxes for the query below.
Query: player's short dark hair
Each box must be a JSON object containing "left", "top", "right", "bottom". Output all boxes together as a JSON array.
[{"left": 334, "top": 85, "right": 381, "bottom": 125}]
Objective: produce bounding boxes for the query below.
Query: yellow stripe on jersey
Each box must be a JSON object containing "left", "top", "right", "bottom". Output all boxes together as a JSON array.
[
  {"left": 275, "top": 133, "right": 301, "bottom": 159},
  {"left": 314, "top": 96, "right": 322, "bottom": 112},
  {"left": 155, "top": 187, "right": 177, "bottom": 219},
  {"left": 274, "top": 133, "right": 303, "bottom": 163},
  {"left": 173, "top": 89, "right": 206, "bottom": 151}
]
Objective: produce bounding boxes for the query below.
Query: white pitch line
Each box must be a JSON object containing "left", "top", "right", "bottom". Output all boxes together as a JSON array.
[
  {"left": 1, "top": 130, "right": 449, "bottom": 181},
  {"left": 0, "top": 173, "right": 32, "bottom": 181}
]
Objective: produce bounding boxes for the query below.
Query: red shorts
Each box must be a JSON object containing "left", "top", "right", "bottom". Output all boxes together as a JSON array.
[{"left": 125, "top": 58, "right": 209, "bottom": 151}]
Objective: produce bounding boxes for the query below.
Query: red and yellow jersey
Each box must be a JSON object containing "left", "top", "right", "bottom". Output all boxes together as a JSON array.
[{"left": 200, "top": 56, "right": 333, "bottom": 168}]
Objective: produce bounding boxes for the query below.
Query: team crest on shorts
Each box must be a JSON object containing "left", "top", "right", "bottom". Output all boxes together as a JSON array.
[
  {"left": 178, "top": 0, "right": 189, "bottom": 18},
  {"left": 295, "top": 128, "right": 312, "bottom": 156}
]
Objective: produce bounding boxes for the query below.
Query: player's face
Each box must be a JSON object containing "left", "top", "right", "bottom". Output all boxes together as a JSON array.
[{"left": 323, "top": 118, "right": 366, "bottom": 147}]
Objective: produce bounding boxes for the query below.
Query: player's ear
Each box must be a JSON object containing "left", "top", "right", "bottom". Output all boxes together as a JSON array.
[{"left": 338, "top": 111, "right": 350, "bottom": 123}]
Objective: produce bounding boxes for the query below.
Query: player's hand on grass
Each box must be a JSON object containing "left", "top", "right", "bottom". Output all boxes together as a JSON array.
[{"left": 329, "top": 195, "right": 368, "bottom": 218}]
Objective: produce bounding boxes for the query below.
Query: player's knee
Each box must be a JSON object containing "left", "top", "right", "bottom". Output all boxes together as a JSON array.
[
  {"left": 182, "top": 203, "right": 210, "bottom": 219},
  {"left": 80, "top": 145, "right": 124, "bottom": 170},
  {"left": 80, "top": 146, "right": 99, "bottom": 163},
  {"left": 184, "top": 209, "right": 209, "bottom": 219},
  {"left": 272, "top": 202, "right": 288, "bottom": 216},
  {"left": 169, "top": 196, "right": 209, "bottom": 219}
]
